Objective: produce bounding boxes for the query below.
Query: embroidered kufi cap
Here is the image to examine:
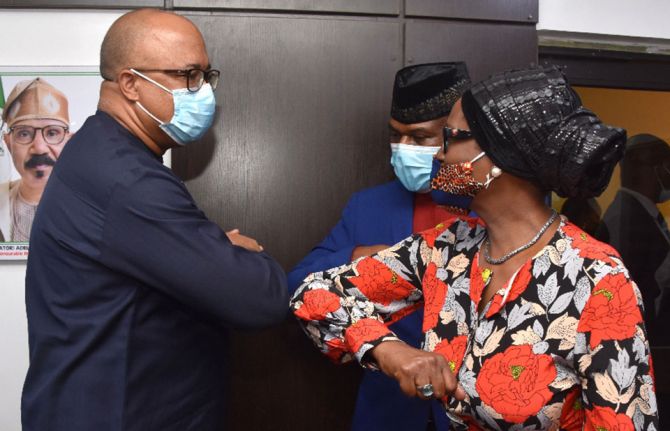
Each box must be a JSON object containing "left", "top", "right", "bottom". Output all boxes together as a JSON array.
[
  {"left": 391, "top": 62, "right": 470, "bottom": 124},
  {"left": 2, "top": 78, "right": 70, "bottom": 128}
]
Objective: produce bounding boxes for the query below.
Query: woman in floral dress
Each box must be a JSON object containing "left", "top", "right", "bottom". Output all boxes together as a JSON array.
[{"left": 290, "top": 67, "right": 659, "bottom": 430}]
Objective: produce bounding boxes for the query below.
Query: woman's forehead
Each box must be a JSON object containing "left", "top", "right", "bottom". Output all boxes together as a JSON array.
[{"left": 446, "top": 100, "right": 468, "bottom": 129}]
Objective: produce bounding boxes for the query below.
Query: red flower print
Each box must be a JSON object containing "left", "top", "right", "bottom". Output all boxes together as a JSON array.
[
  {"left": 559, "top": 386, "right": 584, "bottom": 431},
  {"left": 584, "top": 405, "right": 634, "bottom": 431},
  {"left": 420, "top": 219, "right": 454, "bottom": 248},
  {"left": 348, "top": 258, "right": 416, "bottom": 305},
  {"left": 577, "top": 273, "right": 643, "bottom": 349},
  {"left": 476, "top": 344, "right": 557, "bottom": 423},
  {"left": 486, "top": 260, "right": 532, "bottom": 318},
  {"left": 469, "top": 255, "right": 486, "bottom": 307},
  {"left": 422, "top": 262, "right": 449, "bottom": 331},
  {"left": 386, "top": 302, "right": 423, "bottom": 326},
  {"left": 324, "top": 337, "right": 347, "bottom": 363},
  {"left": 294, "top": 289, "right": 341, "bottom": 321},
  {"left": 465, "top": 216, "right": 483, "bottom": 229},
  {"left": 563, "top": 222, "right": 620, "bottom": 263},
  {"left": 434, "top": 335, "right": 468, "bottom": 375},
  {"left": 344, "top": 318, "right": 393, "bottom": 353}
]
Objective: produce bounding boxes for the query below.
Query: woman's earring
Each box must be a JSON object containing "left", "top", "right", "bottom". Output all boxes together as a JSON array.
[{"left": 484, "top": 166, "right": 502, "bottom": 188}]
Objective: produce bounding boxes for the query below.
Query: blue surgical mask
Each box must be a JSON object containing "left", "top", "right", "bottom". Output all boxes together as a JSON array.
[
  {"left": 131, "top": 69, "right": 216, "bottom": 146},
  {"left": 390, "top": 143, "right": 440, "bottom": 192}
]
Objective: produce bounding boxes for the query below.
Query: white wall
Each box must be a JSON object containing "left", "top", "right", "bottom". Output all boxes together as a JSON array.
[
  {"left": 0, "top": 10, "right": 122, "bottom": 66},
  {"left": 0, "top": 10, "right": 123, "bottom": 431},
  {"left": 538, "top": 0, "right": 670, "bottom": 39},
  {"left": 0, "top": 263, "right": 33, "bottom": 430}
]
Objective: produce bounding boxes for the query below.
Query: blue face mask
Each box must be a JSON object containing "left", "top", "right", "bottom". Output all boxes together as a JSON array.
[
  {"left": 390, "top": 143, "right": 440, "bottom": 192},
  {"left": 131, "top": 69, "right": 216, "bottom": 146}
]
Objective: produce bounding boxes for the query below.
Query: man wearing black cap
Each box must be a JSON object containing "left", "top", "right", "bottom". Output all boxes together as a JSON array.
[{"left": 287, "top": 62, "right": 470, "bottom": 431}]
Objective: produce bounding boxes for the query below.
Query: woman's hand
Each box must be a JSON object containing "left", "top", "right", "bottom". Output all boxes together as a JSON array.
[{"left": 370, "top": 341, "right": 466, "bottom": 400}]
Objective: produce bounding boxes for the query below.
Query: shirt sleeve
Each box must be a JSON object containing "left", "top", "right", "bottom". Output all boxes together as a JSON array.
[
  {"left": 289, "top": 221, "right": 455, "bottom": 365},
  {"left": 100, "top": 167, "right": 288, "bottom": 329},
  {"left": 286, "top": 192, "right": 359, "bottom": 294},
  {"left": 574, "top": 270, "right": 659, "bottom": 430}
]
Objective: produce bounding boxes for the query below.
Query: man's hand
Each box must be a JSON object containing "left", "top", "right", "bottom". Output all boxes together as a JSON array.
[
  {"left": 226, "top": 229, "right": 263, "bottom": 252},
  {"left": 370, "top": 341, "right": 466, "bottom": 401},
  {"left": 351, "top": 244, "right": 390, "bottom": 260}
]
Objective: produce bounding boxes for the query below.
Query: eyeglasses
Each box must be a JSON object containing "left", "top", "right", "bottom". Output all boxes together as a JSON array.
[
  {"left": 442, "top": 127, "right": 473, "bottom": 153},
  {"left": 8, "top": 125, "right": 69, "bottom": 146},
  {"left": 132, "top": 68, "right": 221, "bottom": 92}
]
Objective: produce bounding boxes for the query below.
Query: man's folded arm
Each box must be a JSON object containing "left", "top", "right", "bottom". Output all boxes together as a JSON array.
[{"left": 101, "top": 169, "right": 288, "bottom": 329}]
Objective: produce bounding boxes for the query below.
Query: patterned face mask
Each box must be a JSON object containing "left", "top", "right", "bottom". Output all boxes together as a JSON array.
[{"left": 429, "top": 152, "right": 499, "bottom": 213}]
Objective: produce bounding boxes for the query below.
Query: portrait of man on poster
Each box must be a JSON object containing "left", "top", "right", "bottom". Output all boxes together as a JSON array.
[{"left": 0, "top": 78, "right": 71, "bottom": 243}]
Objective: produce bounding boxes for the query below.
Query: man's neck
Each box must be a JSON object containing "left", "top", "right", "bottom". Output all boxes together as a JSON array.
[
  {"left": 16, "top": 180, "right": 42, "bottom": 205},
  {"left": 98, "top": 83, "right": 166, "bottom": 156}
]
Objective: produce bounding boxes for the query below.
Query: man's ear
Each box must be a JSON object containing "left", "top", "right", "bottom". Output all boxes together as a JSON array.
[{"left": 117, "top": 69, "right": 141, "bottom": 102}]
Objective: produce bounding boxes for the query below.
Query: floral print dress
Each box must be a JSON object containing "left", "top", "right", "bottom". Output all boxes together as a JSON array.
[{"left": 290, "top": 216, "right": 659, "bottom": 430}]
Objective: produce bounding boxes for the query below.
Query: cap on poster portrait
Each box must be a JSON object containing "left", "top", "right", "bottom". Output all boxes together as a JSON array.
[
  {"left": 2, "top": 78, "right": 70, "bottom": 128},
  {"left": 0, "top": 66, "right": 101, "bottom": 259}
]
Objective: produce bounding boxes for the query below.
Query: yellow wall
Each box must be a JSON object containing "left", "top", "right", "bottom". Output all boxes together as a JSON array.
[
  {"left": 552, "top": 87, "right": 670, "bottom": 218},
  {"left": 576, "top": 87, "right": 670, "bottom": 140}
]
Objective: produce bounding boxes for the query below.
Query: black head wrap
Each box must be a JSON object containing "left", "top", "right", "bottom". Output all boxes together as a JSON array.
[
  {"left": 461, "top": 66, "right": 626, "bottom": 198},
  {"left": 391, "top": 62, "right": 470, "bottom": 124}
]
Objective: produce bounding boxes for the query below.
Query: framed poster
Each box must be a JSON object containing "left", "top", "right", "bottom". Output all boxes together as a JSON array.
[{"left": 0, "top": 66, "right": 101, "bottom": 259}]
